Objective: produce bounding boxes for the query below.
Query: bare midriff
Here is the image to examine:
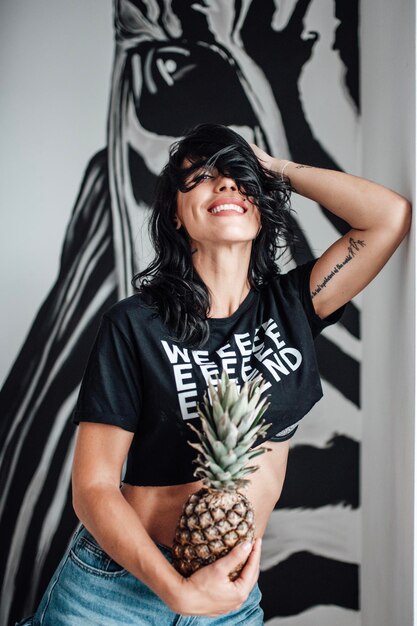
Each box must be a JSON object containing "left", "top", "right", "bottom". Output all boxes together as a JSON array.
[{"left": 119, "top": 440, "right": 290, "bottom": 547}]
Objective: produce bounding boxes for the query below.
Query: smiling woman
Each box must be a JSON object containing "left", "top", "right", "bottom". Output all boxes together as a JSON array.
[{"left": 19, "top": 122, "right": 411, "bottom": 626}]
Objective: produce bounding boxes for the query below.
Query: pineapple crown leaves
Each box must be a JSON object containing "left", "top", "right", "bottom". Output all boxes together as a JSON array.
[{"left": 187, "top": 370, "right": 272, "bottom": 490}]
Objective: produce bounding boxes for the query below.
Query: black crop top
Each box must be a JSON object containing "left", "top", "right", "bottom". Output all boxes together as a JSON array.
[{"left": 72, "top": 259, "right": 346, "bottom": 486}]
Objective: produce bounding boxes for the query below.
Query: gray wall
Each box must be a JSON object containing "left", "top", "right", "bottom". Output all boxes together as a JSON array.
[
  {"left": 361, "top": 0, "right": 416, "bottom": 623},
  {"left": 0, "top": 0, "right": 113, "bottom": 386}
]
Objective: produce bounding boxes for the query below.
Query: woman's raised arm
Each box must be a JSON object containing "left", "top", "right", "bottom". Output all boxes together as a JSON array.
[{"left": 251, "top": 144, "right": 412, "bottom": 320}]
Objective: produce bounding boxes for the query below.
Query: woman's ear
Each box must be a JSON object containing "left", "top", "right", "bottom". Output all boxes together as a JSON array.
[{"left": 174, "top": 215, "right": 182, "bottom": 230}]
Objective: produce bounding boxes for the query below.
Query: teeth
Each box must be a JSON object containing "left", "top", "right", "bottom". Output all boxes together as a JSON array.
[{"left": 209, "top": 204, "right": 245, "bottom": 214}]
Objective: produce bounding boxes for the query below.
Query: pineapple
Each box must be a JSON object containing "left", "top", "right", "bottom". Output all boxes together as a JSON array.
[{"left": 172, "top": 369, "right": 271, "bottom": 580}]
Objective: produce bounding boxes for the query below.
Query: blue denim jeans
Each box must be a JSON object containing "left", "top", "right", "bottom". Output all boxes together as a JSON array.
[{"left": 15, "top": 524, "right": 264, "bottom": 625}]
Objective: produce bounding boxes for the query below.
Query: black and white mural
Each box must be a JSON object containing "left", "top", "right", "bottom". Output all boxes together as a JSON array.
[{"left": 0, "top": 1, "right": 360, "bottom": 624}]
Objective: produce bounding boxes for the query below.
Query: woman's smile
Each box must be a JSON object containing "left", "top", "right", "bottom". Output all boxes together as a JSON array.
[
  {"left": 208, "top": 207, "right": 246, "bottom": 216},
  {"left": 208, "top": 199, "right": 248, "bottom": 216}
]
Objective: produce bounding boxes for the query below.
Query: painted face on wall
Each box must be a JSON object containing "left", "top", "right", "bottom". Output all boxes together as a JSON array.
[
  {"left": 127, "top": 40, "right": 263, "bottom": 207},
  {"left": 175, "top": 166, "right": 261, "bottom": 247},
  {"left": 110, "top": 34, "right": 274, "bottom": 291}
]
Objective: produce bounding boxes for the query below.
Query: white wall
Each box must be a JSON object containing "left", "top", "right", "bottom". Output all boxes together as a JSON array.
[
  {"left": 361, "top": 0, "right": 416, "bottom": 624},
  {"left": 0, "top": 0, "right": 113, "bottom": 386}
]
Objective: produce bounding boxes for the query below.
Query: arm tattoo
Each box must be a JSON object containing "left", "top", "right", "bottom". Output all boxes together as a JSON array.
[
  {"left": 288, "top": 165, "right": 313, "bottom": 192},
  {"left": 311, "top": 237, "right": 366, "bottom": 299}
]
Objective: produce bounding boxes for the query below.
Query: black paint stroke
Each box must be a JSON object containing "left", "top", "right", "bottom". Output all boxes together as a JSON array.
[
  {"left": 12, "top": 431, "right": 78, "bottom": 619},
  {"left": 277, "top": 435, "right": 360, "bottom": 510},
  {"left": 333, "top": 0, "right": 360, "bottom": 112},
  {"left": 241, "top": 0, "right": 355, "bottom": 237},
  {"left": 130, "top": 41, "right": 258, "bottom": 137},
  {"left": 336, "top": 300, "right": 360, "bottom": 339},
  {"left": 0, "top": 151, "right": 118, "bottom": 626},
  {"left": 316, "top": 334, "right": 360, "bottom": 407},
  {"left": 259, "top": 551, "right": 359, "bottom": 618}
]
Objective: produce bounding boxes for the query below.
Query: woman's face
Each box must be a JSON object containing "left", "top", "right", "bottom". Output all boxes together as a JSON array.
[{"left": 175, "top": 166, "right": 261, "bottom": 247}]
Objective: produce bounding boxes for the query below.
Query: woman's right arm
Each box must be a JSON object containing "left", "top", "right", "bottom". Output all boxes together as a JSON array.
[{"left": 72, "top": 422, "right": 261, "bottom": 617}]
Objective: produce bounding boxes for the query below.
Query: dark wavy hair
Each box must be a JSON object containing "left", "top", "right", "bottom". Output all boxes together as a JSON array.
[{"left": 131, "top": 123, "right": 298, "bottom": 348}]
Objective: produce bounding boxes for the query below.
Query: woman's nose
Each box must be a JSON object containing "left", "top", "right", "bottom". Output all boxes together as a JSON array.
[{"left": 213, "top": 175, "right": 237, "bottom": 192}]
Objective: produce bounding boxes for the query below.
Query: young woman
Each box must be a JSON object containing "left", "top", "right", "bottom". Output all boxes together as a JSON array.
[{"left": 19, "top": 124, "right": 411, "bottom": 625}]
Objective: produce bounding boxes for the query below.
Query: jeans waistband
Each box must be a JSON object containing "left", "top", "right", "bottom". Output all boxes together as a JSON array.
[{"left": 77, "top": 524, "right": 173, "bottom": 560}]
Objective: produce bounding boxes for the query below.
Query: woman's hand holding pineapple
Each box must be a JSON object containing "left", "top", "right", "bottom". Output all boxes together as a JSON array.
[{"left": 169, "top": 537, "right": 262, "bottom": 617}]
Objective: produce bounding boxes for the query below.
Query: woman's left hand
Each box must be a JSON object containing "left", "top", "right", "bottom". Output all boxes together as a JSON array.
[{"left": 250, "top": 143, "right": 286, "bottom": 175}]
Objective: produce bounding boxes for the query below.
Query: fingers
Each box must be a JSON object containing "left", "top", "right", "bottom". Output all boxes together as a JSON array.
[
  {"left": 215, "top": 540, "right": 253, "bottom": 573},
  {"left": 215, "top": 538, "right": 262, "bottom": 590},
  {"left": 249, "top": 143, "right": 266, "bottom": 161},
  {"left": 236, "top": 537, "right": 262, "bottom": 589},
  {"left": 249, "top": 144, "right": 276, "bottom": 172}
]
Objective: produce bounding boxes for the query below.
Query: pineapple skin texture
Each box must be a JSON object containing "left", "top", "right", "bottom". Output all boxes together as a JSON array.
[{"left": 172, "top": 487, "right": 254, "bottom": 581}]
